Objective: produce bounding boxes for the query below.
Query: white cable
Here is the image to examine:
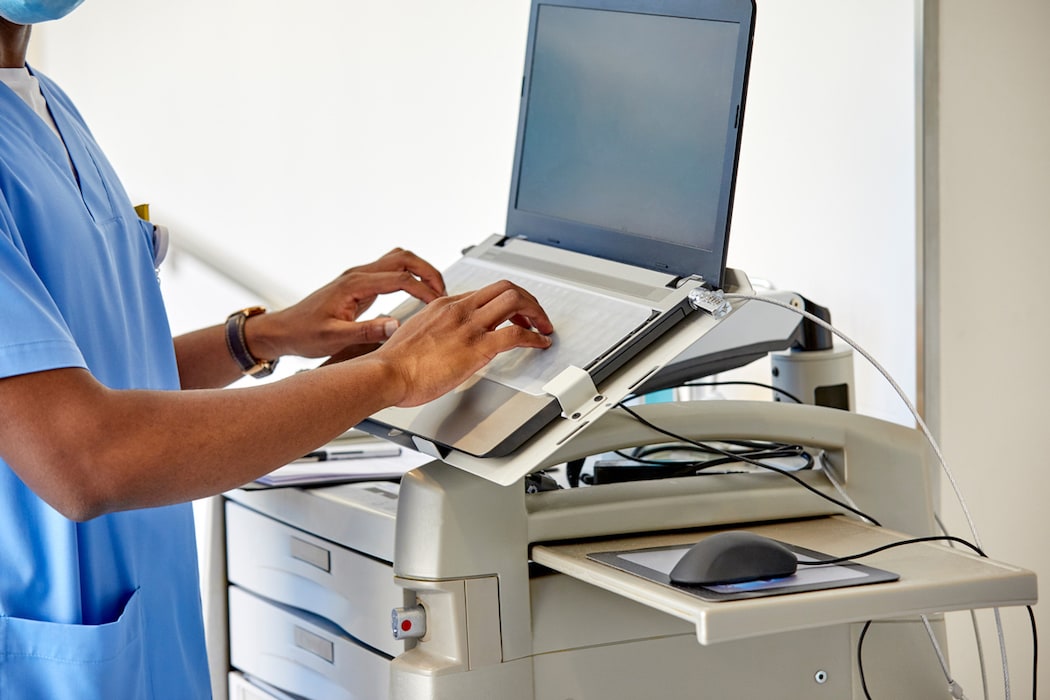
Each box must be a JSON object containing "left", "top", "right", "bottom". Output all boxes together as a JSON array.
[
  {"left": 816, "top": 451, "right": 878, "bottom": 525},
  {"left": 938, "top": 512, "right": 991, "bottom": 700},
  {"left": 725, "top": 294, "right": 982, "bottom": 546},
  {"left": 922, "top": 614, "right": 966, "bottom": 698},
  {"left": 724, "top": 293, "right": 1013, "bottom": 698},
  {"left": 993, "top": 608, "right": 1011, "bottom": 699},
  {"left": 818, "top": 449, "right": 965, "bottom": 696}
]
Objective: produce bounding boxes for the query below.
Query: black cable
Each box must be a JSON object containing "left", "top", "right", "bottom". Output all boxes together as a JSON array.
[
  {"left": 681, "top": 379, "right": 805, "bottom": 405},
  {"left": 819, "top": 538, "right": 1039, "bottom": 700},
  {"left": 619, "top": 443, "right": 723, "bottom": 461},
  {"left": 615, "top": 401, "right": 1038, "bottom": 698},
  {"left": 603, "top": 449, "right": 762, "bottom": 480},
  {"left": 860, "top": 608, "right": 1038, "bottom": 700},
  {"left": 796, "top": 535, "right": 986, "bottom": 566},
  {"left": 617, "top": 402, "right": 881, "bottom": 526},
  {"left": 565, "top": 458, "right": 585, "bottom": 488},
  {"left": 858, "top": 620, "right": 874, "bottom": 700},
  {"left": 616, "top": 437, "right": 813, "bottom": 479},
  {"left": 1028, "top": 605, "right": 1038, "bottom": 700},
  {"left": 611, "top": 444, "right": 812, "bottom": 478},
  {"left": 633, "top": 439, "right": 807, "bottom": 459}
]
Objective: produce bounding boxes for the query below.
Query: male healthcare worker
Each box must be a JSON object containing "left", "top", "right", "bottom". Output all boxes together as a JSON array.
[{"left": 0, "top": 3, "right": 554, "bottom": 698}]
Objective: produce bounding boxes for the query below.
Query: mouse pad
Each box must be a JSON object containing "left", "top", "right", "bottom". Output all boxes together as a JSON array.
[{"left": 587, "top": 540, "right": 900, "bottom": 602}]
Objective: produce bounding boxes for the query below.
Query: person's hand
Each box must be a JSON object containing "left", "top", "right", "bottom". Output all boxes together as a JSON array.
[
  {"left": 246, "top": 248, "right": 446, "bottom": 360},
  {"left": 373, "top": 280, "right": 555, "bottom": 407}
]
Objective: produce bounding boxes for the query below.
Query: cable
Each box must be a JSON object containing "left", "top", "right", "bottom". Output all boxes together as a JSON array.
[
  {"left": 617, "top": 402, "right": 881, "bottom": 526},
  {"left": 795, "top": 534, "right": 986, "bottom": 566},
  {"left": 798, "top": 533, "right": 1038, "bottom": 700},
  {"left": 612, "top": 405, "right": 1039, "bottom": 699},
  {"left": 612, "top": 442, "right": 812, "bottom": 475},
  {"left": 858, "top": 617, "right": 969, "bottom": 699},
  {"left": 858, "top": 608, "right": 1038, "bottom": 700},
  {"left": 723, "top": 292, "right": 1011, "bottom": 694},
  {"left": 858, "top": 620, "right": 874, "bottom": 700},
  {"left": 680, "top": 379, "right": 805, "bottom": 405},
  {"left": 921, "top": 614, "right": 967, "bottom": 699},
  {"left": 618, "top": 294, "right": 1029, "bottom": 696},
  {"left": 632, "top": 437, "right": 805, "bottom": 457},
  {"left": 937, "top": 512, "right": 991, "bottom": 700},
  {"left": 1027, "top": 606, "right": 1038, "bottom": 700},
  {"left": 725, "top": 292, "right": 983, "bottom": 548},
  {"left": 995, "top": 607, "right": 1012, "bottom": 700},
  {"left": 814, "top": 450, "right": 862, "bottom": 520}
]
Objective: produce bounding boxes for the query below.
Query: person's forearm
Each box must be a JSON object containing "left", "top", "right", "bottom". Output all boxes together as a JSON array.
[
  {"left": 174, "top": 324, "right": 244, "bottom": 389},
  {"left": 3, "top": 361, "right": 404, "bottom": 521},
  {"left": 174, "top": 312, "right": 283, "bottom": 389}
]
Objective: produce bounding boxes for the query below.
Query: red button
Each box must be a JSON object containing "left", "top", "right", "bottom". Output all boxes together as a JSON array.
[{"left": 401, "top": 620, "right": 413, "bottom": 632}]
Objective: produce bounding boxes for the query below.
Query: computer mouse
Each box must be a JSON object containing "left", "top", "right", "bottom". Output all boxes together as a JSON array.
[{"left": 669, "top": 531, "right": 798, "bottom": 586}]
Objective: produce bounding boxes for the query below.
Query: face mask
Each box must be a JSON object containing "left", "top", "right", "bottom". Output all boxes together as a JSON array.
[{"left": 0, "top": 0, "right": 85, "bottom": 25}]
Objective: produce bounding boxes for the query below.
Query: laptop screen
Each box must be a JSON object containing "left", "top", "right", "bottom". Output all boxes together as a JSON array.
[{"left": 507, "top": 0, "right": 755, "bottom": 288}]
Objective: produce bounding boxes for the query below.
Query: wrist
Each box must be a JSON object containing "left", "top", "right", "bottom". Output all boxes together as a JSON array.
[
  {"left": 225, "top": 306, "right": 281, "bottom": 378},
  {"left": 242, "top": 309, "right": 283, "bottom": 362},
  {"left": 364, "top": 354, "right": 410, "bottom": 408}
]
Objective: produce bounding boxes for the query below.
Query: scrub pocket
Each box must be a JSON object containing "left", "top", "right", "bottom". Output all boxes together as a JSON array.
[{"left": 0, "top": 588, "right": 149, "bottom": 700}]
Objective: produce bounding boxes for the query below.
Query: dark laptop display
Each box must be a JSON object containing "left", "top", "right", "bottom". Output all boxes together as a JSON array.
[
  {"left": 509, "top": 0, "right": 755, "bottom": 288},
  {"left": 359, "top": 0, "right": 756, "bottom": 458}
]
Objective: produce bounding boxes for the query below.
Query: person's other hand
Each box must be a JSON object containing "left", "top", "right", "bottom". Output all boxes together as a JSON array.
[
  {"left": 374, "top": 280, "right": 555, "bottom": 407},
  {"left": 247, "top": 248, "right": 445, "bottom": 360}
]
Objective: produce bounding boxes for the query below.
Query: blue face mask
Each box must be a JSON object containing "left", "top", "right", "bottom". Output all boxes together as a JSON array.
[{"left": 0, "top": 0, "right": 85, "bottom": 25}]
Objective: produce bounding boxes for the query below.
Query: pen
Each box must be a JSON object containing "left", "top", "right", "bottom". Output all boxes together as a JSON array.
[{"left": 299, "top": 444, "right": 402, "bottom": 462}]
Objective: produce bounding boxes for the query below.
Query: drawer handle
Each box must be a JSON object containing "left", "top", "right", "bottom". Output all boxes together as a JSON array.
[
  {"left": 290, "top": 536, "right": 331, "bottom": 572},
  {"left": 294, "top": 625, "right": 335, "bottom": 664}
]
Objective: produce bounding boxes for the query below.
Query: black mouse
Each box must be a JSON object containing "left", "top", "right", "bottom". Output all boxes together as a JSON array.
[{"left": 669, "top": 531, "right": 798, "bottom": 586}]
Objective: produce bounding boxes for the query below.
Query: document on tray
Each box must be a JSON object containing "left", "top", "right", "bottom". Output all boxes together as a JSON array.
[{"left": 253, "top": 438, "right": 434, "bottom": 488}]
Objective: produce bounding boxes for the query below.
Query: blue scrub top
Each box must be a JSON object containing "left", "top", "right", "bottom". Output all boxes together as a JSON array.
[{"left": 0, "top": 70, "right": 211, "bottom": 698}]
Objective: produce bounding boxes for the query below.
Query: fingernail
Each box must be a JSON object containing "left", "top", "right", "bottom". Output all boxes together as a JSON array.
[{"left": 384, "top": 319, "right": 399, "bottom": 337}]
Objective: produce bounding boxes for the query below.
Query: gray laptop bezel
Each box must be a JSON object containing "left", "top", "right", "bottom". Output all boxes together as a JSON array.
[{"left": 505, "top": 0, "right": 756, "bottom": 289}]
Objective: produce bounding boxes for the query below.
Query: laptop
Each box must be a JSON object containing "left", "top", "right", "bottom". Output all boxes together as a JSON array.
[{"left": 359, "top": 0, "right": 756, "bottom": 458}]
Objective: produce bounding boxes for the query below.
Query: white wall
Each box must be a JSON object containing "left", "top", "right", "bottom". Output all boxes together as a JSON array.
[{"left": 932, "top": 1, "right": 1050, "bottom": 697}]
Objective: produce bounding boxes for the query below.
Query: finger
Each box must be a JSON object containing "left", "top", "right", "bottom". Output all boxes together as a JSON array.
[
  {"left": 358, "top": 317, "right": 401, "bottom": 343},
  {"left": 465, "top": 282, "right": 555, "bottom": 335},
  {"left": 397, "top": 252, "right": 446, "bottom": 297},
  {"left": 324, "top": 318, "right": 400, "bottom": 351},
  {"left": 355, "top": 249, "right": 446, "bottom": 297},
  {"left": 337, "top": 270, "right": 445, "bottom": 306},
  {"left": 482, "top": 323, "right": 555, "bottom": 355}
]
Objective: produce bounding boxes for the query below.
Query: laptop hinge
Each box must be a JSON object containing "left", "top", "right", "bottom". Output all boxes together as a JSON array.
[
  {"left": 671, "top": 274, "right": 706, "bottom": 289},
  {"left": 543, "top": 366, "right": 604, "bottom": 421}
]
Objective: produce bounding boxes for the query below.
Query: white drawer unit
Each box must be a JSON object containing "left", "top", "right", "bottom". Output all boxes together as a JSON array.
[
  {"left": 223, "top": 487, "right": 406, "bottom": 700},
  {"left": 225, "top": 500, "right": 405, "bottom": 658},
  {"left": 228, "top": 586, "right": 390, "bottom": 700}
]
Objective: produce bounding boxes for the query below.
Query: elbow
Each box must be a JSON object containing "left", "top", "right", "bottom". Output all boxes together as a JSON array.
[
  {"left": 38, "top": 482, "right": 114, "bottom": 523},
  {"left": 0, "top": 369, "right": 134, "bottom": 521},
  {"left": 19, "top": 450, "right": 122, "bottom": 522},
  {"left": 51, "top": 490, "right": 111, "bottom": 523}
]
